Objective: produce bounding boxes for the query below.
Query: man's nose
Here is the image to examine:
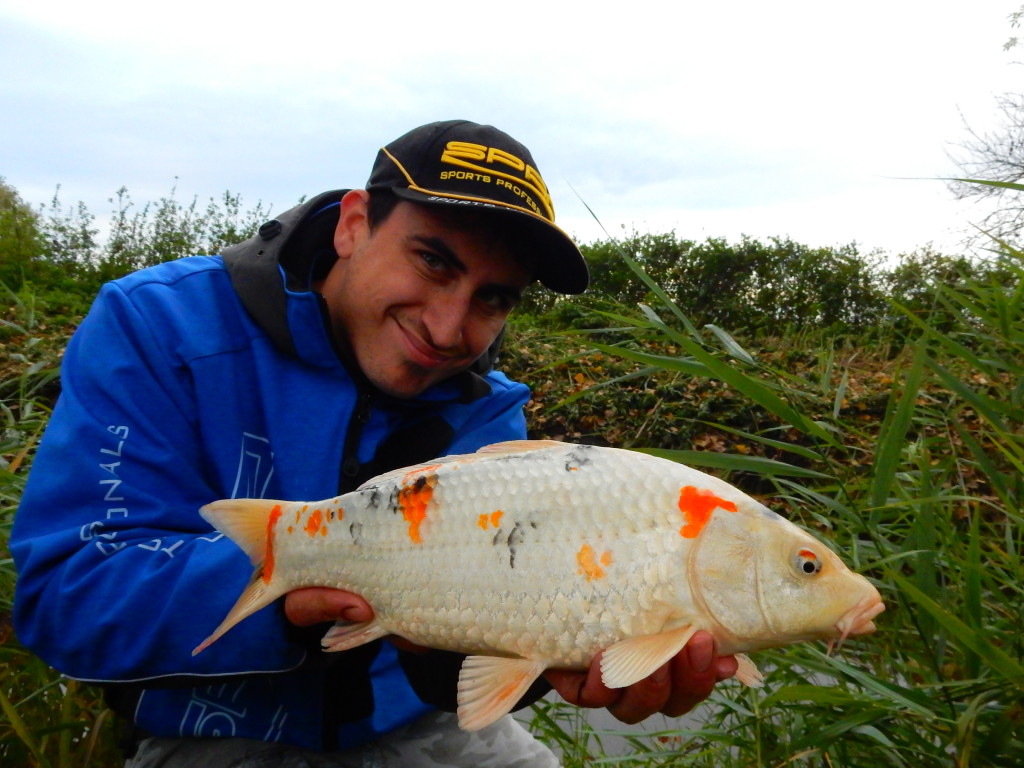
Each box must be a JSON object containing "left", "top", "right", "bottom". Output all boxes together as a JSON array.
[{"left": 422, "top": 297, "right": 469, "bottom": 351}]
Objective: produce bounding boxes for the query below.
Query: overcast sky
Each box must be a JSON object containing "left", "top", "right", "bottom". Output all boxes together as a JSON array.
[{"left": 2, "top": 1, "right": 1021, "bottom": 256}]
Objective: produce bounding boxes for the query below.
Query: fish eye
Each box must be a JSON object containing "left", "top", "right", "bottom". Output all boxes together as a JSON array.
[{"left": 795, "top": 549, "right": 823, "bottom": 576}]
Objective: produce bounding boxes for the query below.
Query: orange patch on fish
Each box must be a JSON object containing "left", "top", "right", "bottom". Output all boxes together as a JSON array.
[
  {"left": 304, "top": 508, "right": 324, "bottom": 537},
  {"left": 477, "top": 510, "right": 504, "bottom": 530},
  {"left": 799, "top": 549, "right": 816, "bottom": 559},
  {"left": 577, "top": 543, "right": 612, "bottom": 581},
  {"left": 677, "top": 486, "right": 738, "bottom": 538},
  {"left": 264, "top": 504, "right": 283, "bottom": 584},
  {"left": 398, "top": 475, "right": 437, "bottom": 544}
]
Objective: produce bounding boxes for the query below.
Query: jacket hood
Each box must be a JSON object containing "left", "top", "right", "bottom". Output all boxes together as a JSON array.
[{"left": 220, "top": 190, "right": 502, "bottom": 402}]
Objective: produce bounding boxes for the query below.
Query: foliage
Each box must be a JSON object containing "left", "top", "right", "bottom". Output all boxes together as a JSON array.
[
  {"left": 1, "top": 290, "right": 121, "bottom": 767},
  {"left": 946, "top": 7, "right": 1024, "bottom": 244},
  {"left": 947, "top": 92, "right": 1024, "bottom": 244},
  {"left": 28, "top": 184, "right": 272, "bottom": 300},
  {"left": 98, "top": 185, "right": 273, "bottom": 284},
  {"left": 1004, "top": 3, "right": 1024, "bottom": 51},
  {"left": 0, "top": 179, "right": 47, "bottom": 292},
  {"left": 518, "top": 224, "right": 1024, "bottom": 766},
  {"left": 3, "top": 176, "right": 1024, "bottom": 765},
  {"left": 519, "top": 231, "right": 1008, "bottom": 343}
]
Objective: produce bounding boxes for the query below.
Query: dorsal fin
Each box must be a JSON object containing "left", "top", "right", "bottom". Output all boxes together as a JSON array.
[
  {"left": 356, "top": 441, "right": 568, "bottom": 490},
  {"left": 475, "top": 439, "right": 566, "bottom": 454},
  {"left": 356, "top": 453, "right": 471, "bottom": 490}
]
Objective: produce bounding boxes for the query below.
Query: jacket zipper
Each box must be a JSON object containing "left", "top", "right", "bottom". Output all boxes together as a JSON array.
[{"left": 338, "top": 389, "right": 373, "bottom": 494}]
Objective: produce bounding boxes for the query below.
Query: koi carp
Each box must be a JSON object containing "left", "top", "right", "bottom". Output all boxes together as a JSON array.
[{"left": 194, "top": 440, "right": 883, "bottom": 730}]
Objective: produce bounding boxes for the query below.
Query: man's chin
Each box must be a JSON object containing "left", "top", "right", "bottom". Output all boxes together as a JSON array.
[{"left": 368, "top": 362, "right": 464, "bottom": 400}]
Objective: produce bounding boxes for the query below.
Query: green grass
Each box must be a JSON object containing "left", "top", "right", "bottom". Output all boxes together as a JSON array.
[
  {"left": 1, "top": 288, "right": 123, "bottom": 767},
  {"left": 518, "top": 238, "right": 1024, "bottom": 766},
  {"left": 3, "top": 236, "right": 1024, "bottom": 765}
]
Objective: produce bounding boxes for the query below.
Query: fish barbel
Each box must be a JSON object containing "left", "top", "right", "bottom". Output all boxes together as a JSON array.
[{"left": 195, "top": 440, "right": 884, "bottom": 730}]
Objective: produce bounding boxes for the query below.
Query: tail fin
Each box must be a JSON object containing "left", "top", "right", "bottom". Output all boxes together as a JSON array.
[
  {"left": 193, "top": 498, "right": 291, "bottom": 655},
  {"left": 199, "top": 498, "right": 287, "bottom": 564}
]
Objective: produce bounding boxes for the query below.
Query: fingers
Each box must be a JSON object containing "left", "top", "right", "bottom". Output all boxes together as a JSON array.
[
  {"left": 282, "top": 590, "right": 429, "bottom": 654},
  {"left": 715, "top": 654, "right": 739, "bottom": 682},
  {"left": 545, "top": 630, "right": 737, "bottom": 725},
  {"left": 544, "top": 659, "right": 620, "bottom": 710},
  {"left": 544, "top": 653, "right": 673, "bottom": 724},
  {"left": 284, "top": 587, "right": 373, "bottom": 627},
  {"left": 660, "top": 631, "right": 721, "bottom": 718},
  {"left": 605, "top": 661, "right": 672, "bottom": 724}
]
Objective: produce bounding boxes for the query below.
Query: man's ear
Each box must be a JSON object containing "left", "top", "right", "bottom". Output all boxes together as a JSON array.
[{"left": 333, "top": 189, "right": 371, "bottom": 259}]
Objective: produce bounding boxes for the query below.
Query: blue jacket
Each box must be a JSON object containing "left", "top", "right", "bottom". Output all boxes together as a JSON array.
[{"left": 11, "top": 191, "right": 534, "bottom": 750}]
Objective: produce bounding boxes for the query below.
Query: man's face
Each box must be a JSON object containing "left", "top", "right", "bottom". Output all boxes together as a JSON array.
[{"left": 319, "top": 191, "right": 533, "bottom": 399}]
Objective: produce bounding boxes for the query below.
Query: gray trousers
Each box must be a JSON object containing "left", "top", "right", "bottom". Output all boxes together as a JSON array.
[{"left": 126, "top": 711, "right": 560, "bottom": 768}]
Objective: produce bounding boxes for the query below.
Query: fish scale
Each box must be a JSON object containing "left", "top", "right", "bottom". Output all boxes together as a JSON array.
[{"left": 194, "top": 439, "right": 884, "bottom": 731}]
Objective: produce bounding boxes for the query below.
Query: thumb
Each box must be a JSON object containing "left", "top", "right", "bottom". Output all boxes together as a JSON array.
[{"left": 285, "top": 587, "right": 374, "bottom": 627}]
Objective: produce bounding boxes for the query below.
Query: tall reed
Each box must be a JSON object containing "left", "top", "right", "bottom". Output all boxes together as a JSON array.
[{"left": 524, "top": 235, "right": 1024, "bottom": 766}]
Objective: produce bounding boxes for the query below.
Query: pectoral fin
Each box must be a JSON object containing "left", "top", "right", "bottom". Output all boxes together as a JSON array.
[
  {"left": 733, "top": 653, "right": 764, "bottom": 687},
  {"left": 600, "top": 624, "right": 698, "bottom": 689},
  {"left": 457, "top": 656, "right": 547, "bottom": 731},
  {"left": 321, "top": 620, "right": 389, "bottom": 652}
]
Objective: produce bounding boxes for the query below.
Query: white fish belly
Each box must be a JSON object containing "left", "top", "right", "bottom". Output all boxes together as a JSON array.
[{"left": 269, "top": 446, "right": 707, "bottom": 666}]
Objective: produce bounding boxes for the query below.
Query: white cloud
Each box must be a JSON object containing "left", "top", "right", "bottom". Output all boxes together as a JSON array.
[{"left": 1, "top": 0, "right": 1020, "bottom": 254}]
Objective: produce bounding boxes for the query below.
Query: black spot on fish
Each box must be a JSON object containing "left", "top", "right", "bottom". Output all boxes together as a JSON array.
[
  {"left": 760, "top": 506, "right": 784, "bottom": 522},
  {"left": 349, "top": 522, "right": 363, "bottom": 545},
  {"left": 507, "top": 522, "right": 526, "bottom": 569},
  {"left": 564, "top": 447, "right": 593, "bottom": 472},
  {"left": 492, "top": 529, "right": 503, "bottom": 547},
  {"left": 386, "top": 487, "right": 401, "bottom": 515},
  {"left": 365, "top": 488, "right": 384, "bottom": 510}
]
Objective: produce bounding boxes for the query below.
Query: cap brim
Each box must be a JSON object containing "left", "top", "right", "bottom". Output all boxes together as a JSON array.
[{"left": 389, "top": 187, "right": 589, "bottom": 294}]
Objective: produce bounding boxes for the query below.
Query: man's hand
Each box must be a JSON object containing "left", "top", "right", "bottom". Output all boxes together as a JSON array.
[
  {"left": 284, "top": 588, "right": 429, "bottom": 654},
  {"left": 543, "top": 631, "right": 737, "bottom": 724},
  {"left": 285, "top": 591, "right": 736, "bottom": 715},
  {"left": 284, "top": 587, "right": 373, "bottom": 626}
]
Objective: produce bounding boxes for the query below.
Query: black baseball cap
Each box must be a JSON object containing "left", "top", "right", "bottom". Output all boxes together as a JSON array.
[{"left": 366, "top": 120, "right": 589, "bottom": 294}]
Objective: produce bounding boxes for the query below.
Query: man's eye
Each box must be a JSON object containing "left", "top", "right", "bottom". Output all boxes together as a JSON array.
[
  {"left": 419, "top": 251, "right": 444, "bottom": 269},
  {"left": 478, "top": 290, "right": 518, "bottom": 313}
]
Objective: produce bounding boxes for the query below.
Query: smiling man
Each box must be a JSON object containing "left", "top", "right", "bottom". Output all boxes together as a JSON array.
[
  {"left": 12, "top": 121, "right": 735, "bottom": 767},
  {"left": 319, "top": 191, "right": 534, "bottom": 398}
]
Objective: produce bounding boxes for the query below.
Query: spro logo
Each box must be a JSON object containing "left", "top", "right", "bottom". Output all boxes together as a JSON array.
[{"left": 439, "top": 141, "right": 554, "bottom": 220}]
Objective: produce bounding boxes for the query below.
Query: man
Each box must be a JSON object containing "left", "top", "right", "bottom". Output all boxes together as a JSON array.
[{"left": 12, "top": 120, "right": 736, "bottom": 767}]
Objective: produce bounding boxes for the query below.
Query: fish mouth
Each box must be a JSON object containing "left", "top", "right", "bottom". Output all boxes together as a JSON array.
[{"left": 828, "top": 594, "right": 885, "bottom": 654}]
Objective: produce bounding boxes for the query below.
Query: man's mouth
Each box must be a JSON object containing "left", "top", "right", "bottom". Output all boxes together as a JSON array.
[{"left": 397, "top": 323, "right": 461, "bottom": 369}]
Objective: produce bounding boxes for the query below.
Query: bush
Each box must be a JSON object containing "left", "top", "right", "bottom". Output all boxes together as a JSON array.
[{"left": 0, "top": 179, "right": 47, "bottom": 292}]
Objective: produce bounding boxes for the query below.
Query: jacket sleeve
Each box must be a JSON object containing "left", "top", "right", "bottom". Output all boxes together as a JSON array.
[
  {"left": 444, "top": 370, "right": 531, "bottom": 455},
  {"left": 11, "top": 281, "right": 307, "bottom": 683}
]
